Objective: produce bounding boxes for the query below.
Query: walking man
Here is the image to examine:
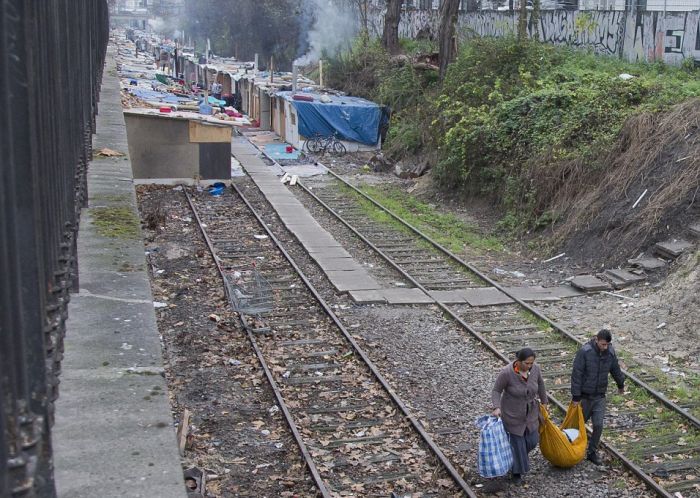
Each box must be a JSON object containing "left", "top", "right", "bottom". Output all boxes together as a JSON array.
[{"left": 571, "top": 329, "right": 625, "bottom": 465}]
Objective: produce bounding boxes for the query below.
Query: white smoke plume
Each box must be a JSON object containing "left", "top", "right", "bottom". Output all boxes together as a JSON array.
[{"left": 295, "top": 0, "right": 358, "bottom": 66}]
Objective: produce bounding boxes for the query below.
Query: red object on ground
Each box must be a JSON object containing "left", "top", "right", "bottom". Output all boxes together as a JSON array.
[
  {"left": 292, "top": 94, "right": 314, "bottom": 102},
  {"left": 159, "top": 106, "right": 172, "bottom": 113},
  {"left": 286, "top": 145, "right": 294, "bottom": 153}
]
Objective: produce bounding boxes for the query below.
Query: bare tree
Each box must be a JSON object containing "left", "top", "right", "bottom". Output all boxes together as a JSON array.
[
  {"left": 517, "top": 0, "right": 528, "bottom": 40},
  {"left": 351, "top": 0, "right": 371, "bottom": 35},
  {"left": 382, "top": 0, "right": 402, "bottom": 55},
  {"left": 438, "top": 0, "right": 460, "bottom": 80}
]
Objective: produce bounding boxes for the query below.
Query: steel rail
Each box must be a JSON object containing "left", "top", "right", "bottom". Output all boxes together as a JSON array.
[
  {"left": 230, "top": 181, "right": 477, "bottom": 498},
  {"left": 183, "top": 189, "right": 332, "bottom": 498},
  {"left": 294, "top": 177, "right": 673, "bottom": 498},
  {"left": 318, "top": 169, "right": 700, "bottom": 432}
]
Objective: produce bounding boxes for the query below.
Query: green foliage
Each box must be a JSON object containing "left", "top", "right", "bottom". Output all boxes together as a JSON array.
[
  {"left": 432, "top": 37, "right": 700, "bottom": 232},
  {"left": 325, "top": 37, "right": 391, "bottom": 101},
  {"left": 357, "top": 185, "right": 503, "bottom": 253},
  {"left": 327, "top": 34, "right": 700, "bottom": 235},
  {"left": 399, "top": 38, "right": 437, "bottom": 55}
]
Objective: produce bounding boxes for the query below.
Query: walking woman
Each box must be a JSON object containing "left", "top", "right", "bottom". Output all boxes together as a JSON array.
[{"left": 491, "top": 348, "right": 549, "bottom": 484}]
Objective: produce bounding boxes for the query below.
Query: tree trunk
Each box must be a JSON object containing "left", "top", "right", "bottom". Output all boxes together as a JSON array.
[
  {"left": 438, "top": 0, "right": 461, "bottom": 80},
  {"left": 355, "top": 0, "right": 369, "bottom": 36},
  {"left": 531, "top": 0, "right": 540, "bottom": 41},
  {"left": 517, "top": 0, "right": 528, "bottom": 41},
  {"left": 382, "top": 0, "right": 402, "bottom": 55}
]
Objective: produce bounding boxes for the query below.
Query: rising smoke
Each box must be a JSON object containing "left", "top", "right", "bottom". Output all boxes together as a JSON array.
[{"left": 295, "top": 0, "right": 358, "bottom": 66}]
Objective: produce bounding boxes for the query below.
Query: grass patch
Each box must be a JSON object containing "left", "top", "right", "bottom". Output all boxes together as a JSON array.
[
  {"left": 354, "top": 184, "right": 503, "bottom": 254},
  {"left": 91, "top": 206, "right": 140, "bottom": 239}
]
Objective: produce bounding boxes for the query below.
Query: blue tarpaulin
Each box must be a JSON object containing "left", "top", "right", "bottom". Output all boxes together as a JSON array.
[
  {"left": 127, "top": 87, "right": 192, "bottom": 104},
  {"left": 277, "top": 92, "right": 382, "bottom": 146}
]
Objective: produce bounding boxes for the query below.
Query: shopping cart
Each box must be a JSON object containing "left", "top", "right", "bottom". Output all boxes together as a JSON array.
[{"left": 223, "top": 265, "right": 273, "bottom": 318}]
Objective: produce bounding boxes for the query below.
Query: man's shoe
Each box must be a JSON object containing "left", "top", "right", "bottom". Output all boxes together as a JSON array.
[
  {"left": 587, "top": 452, "right": 603, "bottom": 465},
  {"left": 511, "top": 474, "right": 523, "bottom": 485}
]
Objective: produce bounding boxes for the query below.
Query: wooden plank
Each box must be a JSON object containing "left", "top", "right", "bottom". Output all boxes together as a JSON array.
[
  {"left": 188, "top": 120, "right": 232, "bottom": 143},
  {"left": 176, "top": 408, "right": 191, "bottom": 456}
]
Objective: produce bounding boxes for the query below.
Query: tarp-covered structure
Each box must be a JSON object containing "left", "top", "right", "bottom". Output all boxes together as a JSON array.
[{"left": 276, "top": 91, "right": 385, "bottom": 146}]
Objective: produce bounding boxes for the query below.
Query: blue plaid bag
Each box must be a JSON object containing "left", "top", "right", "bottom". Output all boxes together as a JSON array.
[{"left": 475, "top": 415, "right": 513, "bottom": 478}]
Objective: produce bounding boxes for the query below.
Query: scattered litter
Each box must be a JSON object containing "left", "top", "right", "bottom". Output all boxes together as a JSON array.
[
  {"left": 601, "top": 291, "right": 635, "bottom": 300},
  {"left": 268, "top": 405, "right": 280, "bottom": 415},
  {"left": 493, "top": 268, "right": 526, "bottom": 278},
  {"left": 253, "top": 234, "right": 268, "bottom": 240},
  {"left": 208, "top": 182, "right": 226, "bottom": 196},
  {"left": 656, "top": 322, "right": 667, "bottom": 329},
  {"left": 96, "top": 147, "right": 124, "bottom": 157},
  {"left": 543, "top": 253, "right": 566, "bottom": 263},
  {"left": 120, "top": 342, "right": 133, "bottom": 350},
  {"left": 632, "top": 189, "right": 648, "bottom": 209},
  {"left": 228, "top": 358, "right": 241, "bottom": 366},
  {"left": 619, "top": 73, "right": 635, "bottom": 80},
  {"left": 153, "top": 301, "right": 167, "bottom": 308},
  {"left": 282, "top": 371, "right": 291, "bottom": 378}
]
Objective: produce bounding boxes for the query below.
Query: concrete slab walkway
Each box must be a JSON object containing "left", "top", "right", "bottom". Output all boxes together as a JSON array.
[
  {"left": 52, "top": 47, "right": 186, "bottom": 498},
  {"left": 234, "top": 137, "right": 392, "bottom": 294}
]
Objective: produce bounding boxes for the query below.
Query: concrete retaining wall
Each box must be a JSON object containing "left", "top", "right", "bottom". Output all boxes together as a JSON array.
[{"left": 368, "top": 7, "right": 700, "bottom": 65}]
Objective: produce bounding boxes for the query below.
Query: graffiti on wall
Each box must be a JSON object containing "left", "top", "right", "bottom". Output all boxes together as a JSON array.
[{"left": 368, "top": 6, "right": 700, "bottom": 65}]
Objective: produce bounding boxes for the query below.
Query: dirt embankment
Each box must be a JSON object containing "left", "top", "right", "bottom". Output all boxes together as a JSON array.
[{"left": 547, "top": 99, "right": 700, "bottom": 265}]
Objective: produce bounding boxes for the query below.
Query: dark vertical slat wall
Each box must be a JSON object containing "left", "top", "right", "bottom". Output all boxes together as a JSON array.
[{"left": 0, "top": 1, "right": 109, "bottom": 496}]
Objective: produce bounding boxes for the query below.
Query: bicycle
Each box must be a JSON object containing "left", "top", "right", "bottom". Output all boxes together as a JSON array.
[{"left": 304, "top": 132, "right": 347, "bottom": 156}]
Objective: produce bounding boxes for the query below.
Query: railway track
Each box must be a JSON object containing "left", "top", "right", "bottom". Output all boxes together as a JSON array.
[
  {"left": 279, "top": 170, "right": 700, "bottom": 497},
  {"left": 182, "top": 186, "right": 476, "bottom": 498}
]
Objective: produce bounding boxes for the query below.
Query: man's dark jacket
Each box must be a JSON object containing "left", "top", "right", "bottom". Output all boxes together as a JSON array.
[{"left": 571, "top": 338, "right": 625, "bottom": 401}]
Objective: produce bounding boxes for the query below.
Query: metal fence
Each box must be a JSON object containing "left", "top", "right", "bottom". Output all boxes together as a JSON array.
[{"left": 0, "top": 1, "right": 108, "bottom": 496}]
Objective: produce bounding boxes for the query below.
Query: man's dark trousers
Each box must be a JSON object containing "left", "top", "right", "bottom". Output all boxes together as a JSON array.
[{"left": 581, "top": 395, "right": 606, "bottom": 455}]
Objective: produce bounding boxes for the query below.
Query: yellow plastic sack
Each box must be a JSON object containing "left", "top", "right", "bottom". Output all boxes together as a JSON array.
[{"left": 539, "top": 402, "right": 588, "bottom": 468}]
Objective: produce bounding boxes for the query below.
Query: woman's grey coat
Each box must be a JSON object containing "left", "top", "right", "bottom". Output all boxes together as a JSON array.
[{"left": 491, "top": 362, "right": 549, "bottom": 436}]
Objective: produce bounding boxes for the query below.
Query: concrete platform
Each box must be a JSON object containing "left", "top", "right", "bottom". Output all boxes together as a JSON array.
[
  {"left": 52, "top": 48, "right": 186, "bottom": 498},
  {"left": 570, "top": 275, "right": 612, "bottom": 292},
  {"left": 326, "top": 270, "right": 381, "bottom": 292},
  {"left": 654, "top": 239, "right": 694, "bottom": 259},
  {"left": 603, "top": 269, "right": 646, "bottom": 289},
  {"left": 628, "top": 256, "right": 666, "bottom": 270},
  {"left": 235, "top": 151, "right": 384, "bottom": 295},
  {"left": 462, "top": 287, "right": 515, "bottom": 306},
  {"left": 428, "top": 290, "right": 469, "bottom": 304},
  {"left": 382, "top": 288, "right": 434, "bottom": 304},
  {"left": 349, "top": 289, "right": 388, "bottom": 304},
  {"left": 502, "top": 285, "right": 584, "bottom": 302}
]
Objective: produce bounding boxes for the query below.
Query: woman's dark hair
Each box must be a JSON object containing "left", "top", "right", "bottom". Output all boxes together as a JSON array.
[
  {"left": 596, "top": 329, "right": 612, "bottom": 342},
  {"left": 516, "top": 347, "right": 536, "bottom": 362}
]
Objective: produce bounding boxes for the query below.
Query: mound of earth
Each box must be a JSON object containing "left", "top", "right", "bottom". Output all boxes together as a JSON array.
[{"left": 551, "top": 99, "right": 700, "bottom": 265}]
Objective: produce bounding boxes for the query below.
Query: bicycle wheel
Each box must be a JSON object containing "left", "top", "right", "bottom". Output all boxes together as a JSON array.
[
  {"left": 306, "top": 137, "right": 322, "bottom": 154},
  {"left": 332, "top": 140, "right": 346, "bottom": 156}
]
